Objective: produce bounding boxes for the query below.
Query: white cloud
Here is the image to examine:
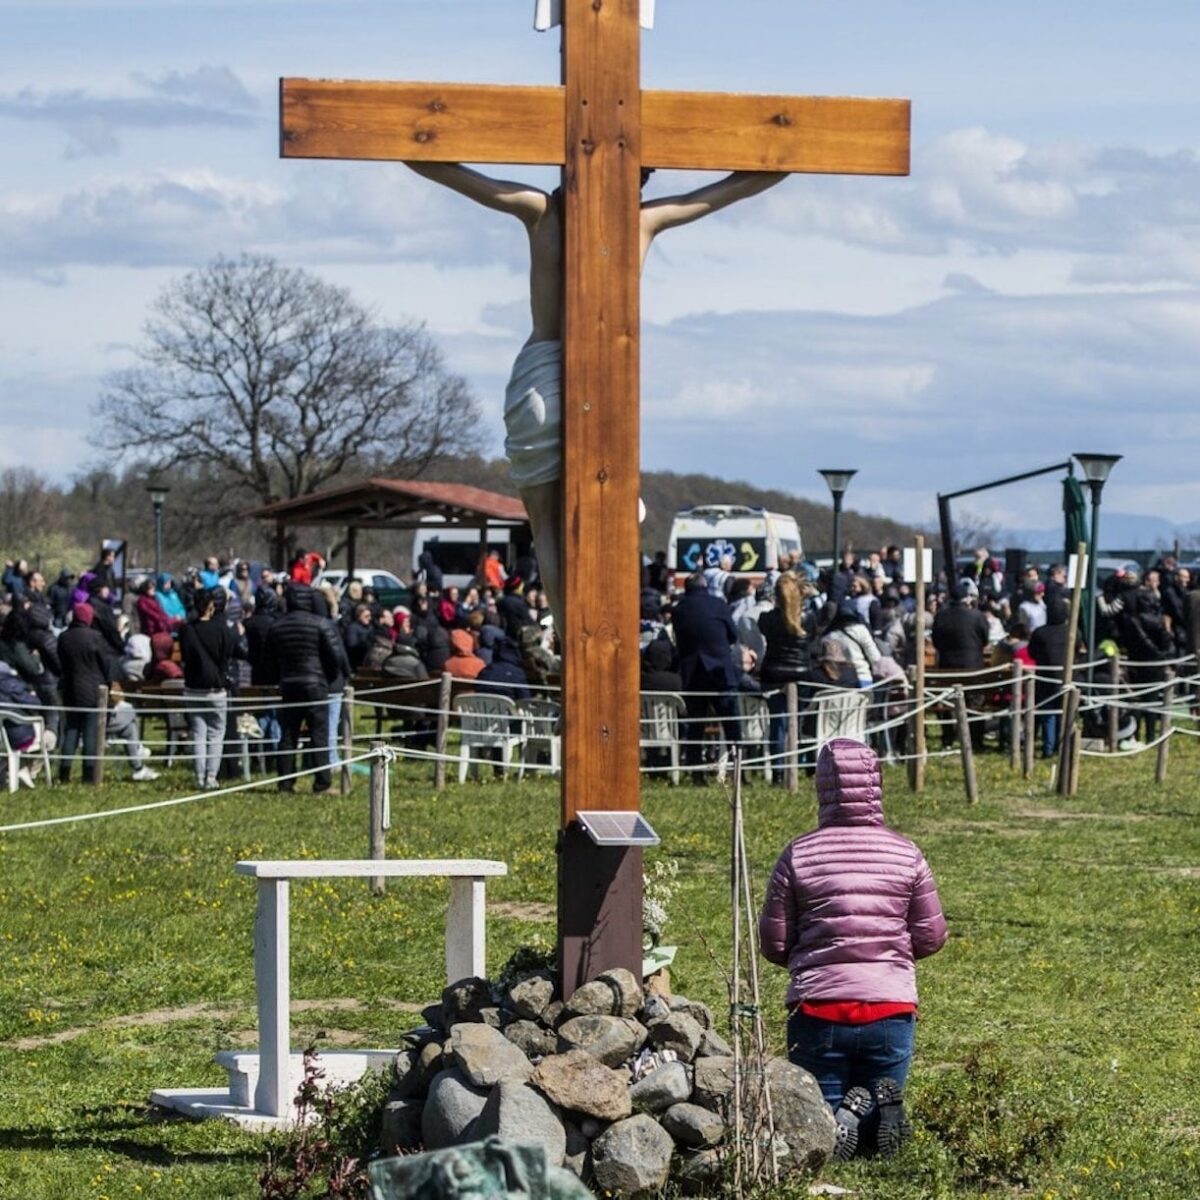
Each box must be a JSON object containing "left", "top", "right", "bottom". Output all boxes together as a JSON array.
[{"left": 0, "top": 66, "right": 258, "bottom": 155}]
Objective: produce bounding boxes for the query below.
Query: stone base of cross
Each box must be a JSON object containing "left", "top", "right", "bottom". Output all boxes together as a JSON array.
[{"left": 280, "top": 0, "right": 908, "bottom": 997}]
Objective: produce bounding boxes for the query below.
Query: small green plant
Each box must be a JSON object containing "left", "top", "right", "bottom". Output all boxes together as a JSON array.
[
  {"left": 259, "top": 1045, "right": 391, "bottom": 1200},
  {"left": 914, "top": 1043, "right": 1068, "bottom": 1188},
  {"left": 496, "top": 939, "right": 556, "bottom": 992}
]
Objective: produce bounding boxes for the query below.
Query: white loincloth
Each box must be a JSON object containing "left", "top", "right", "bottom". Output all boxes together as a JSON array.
[{"left": 504, "top": 339, "right": 562, "bottom": 488}]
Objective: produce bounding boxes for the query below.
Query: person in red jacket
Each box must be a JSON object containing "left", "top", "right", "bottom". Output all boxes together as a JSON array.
[{"left": 759, "top": 738, "right": 948, "bottom": 1160}]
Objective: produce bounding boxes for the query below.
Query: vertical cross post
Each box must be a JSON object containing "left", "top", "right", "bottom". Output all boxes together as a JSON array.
[
  {"left": 446, "top": 876, "right": 488, "bottom": 982},
  {"left": 557, "top": 0, "right": 644, "bottom": 994}
]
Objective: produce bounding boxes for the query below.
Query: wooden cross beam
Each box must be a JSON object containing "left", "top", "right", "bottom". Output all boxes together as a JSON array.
[{"left": 280, "top": 0, "right": 909, "bottom": 996}]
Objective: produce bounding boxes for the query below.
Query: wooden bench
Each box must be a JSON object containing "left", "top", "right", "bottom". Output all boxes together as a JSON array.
[{"left": 235, "top": 858, "right": 507, "bottom": 1118}]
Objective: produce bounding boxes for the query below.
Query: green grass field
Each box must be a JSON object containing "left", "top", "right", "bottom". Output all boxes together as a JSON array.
[{"left": 1, "top": 739, "right": 1198, "bottom": 1199}]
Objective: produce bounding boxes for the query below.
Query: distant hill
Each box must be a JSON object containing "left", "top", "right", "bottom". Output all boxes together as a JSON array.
[{"left": 422, "top": 457, "right": 919, "bottom": 560}]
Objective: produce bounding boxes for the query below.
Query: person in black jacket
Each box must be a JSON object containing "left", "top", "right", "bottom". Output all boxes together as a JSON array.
[
  {"left": 758, "top": 573, "right": 815, "bottom": 765},
  {"left": 86, "top": 579, "right": 126, "bottom": 659},
  {"left": 931, "top": 585, "right": 989, "bottom": 670},
  {"left": 48, "top": 569, "right": 76, "bottom": 627},
  {"left": 57, "top": 603, "right": 112, "bottom": 783},
  {"left": 672, "top": 572, "right": 739, "bottom": 781},
  {"left": 179, "top": 588, "right": 234, "bottom": 789},
  {"left": 245, "top": 588, "right": 280, "bottom": 685},
  {"left": 1028, "top": 598, "right": 1083, "bottom": 757},
  {"left": 497, "top": 576, "right": 536, "bottom": 642},
  {"left": 264, "top": 584, "right": 344, "bottom": 793}
]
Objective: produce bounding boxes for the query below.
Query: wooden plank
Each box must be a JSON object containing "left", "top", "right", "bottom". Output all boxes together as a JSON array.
[
  {"left": 281, "top": 78, "right": 910, "bottom": 178},
  {"left": 281, "top": 79, "right": 565, "bottom": 163},
  {"left": 643, "top": 91, "right": 910, "bottom": 175}
]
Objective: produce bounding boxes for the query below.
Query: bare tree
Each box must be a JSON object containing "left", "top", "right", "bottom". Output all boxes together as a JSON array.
[{"left": 96, "top": 255, "right": 482, "bottom": 510}]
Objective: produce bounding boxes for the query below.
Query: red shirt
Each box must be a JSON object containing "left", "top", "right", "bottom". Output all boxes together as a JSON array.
[{"left": 798, "top": 1000, "right": 916, "bottom": 1025}]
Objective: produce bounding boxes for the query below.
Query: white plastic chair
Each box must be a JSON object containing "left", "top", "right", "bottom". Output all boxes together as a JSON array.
[
  {"left": 735, "top": 692, "right": 773, "bottom": 783},
  {"left": 454, "top": 693, "right": 524, "bottom": 782},
  {"left": 640, "top": 692, "right": 686, "bottom": 785},
  {"left": 814, "top": 688, "right": 870, "bottom": 748},
  {"left": 0, "top": 710, "right": 52, "bottom": 793},
  {"left": 519, "top": 698, "right": 561, "bottom": 778}
]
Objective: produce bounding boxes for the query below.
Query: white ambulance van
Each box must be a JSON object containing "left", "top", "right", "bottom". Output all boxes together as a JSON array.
[{"left": 667, "top": 505, "right": 803, "bottom": 589}]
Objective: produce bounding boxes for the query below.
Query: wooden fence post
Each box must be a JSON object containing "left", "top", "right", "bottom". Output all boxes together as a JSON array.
[
  {"left": 1055, "top": 685, "right": 1080, "bottom": 796},
  {"left": 94, "top": 686, "right": 109, "bottom": 786},
  {"left": 1106, "top": 656, "right": 1121, "bottom": 752},
  {"left": 1155, "top": 680, "right": 1174, "bottom": 785},
  {"left": 909, "top": 534, "right": 927, "bottom": 794},
  {"left": 434, "top": 672, "right": 453, "bottom": 790},
  {"left": 340, "top": 685, "right": 355, "bottom": 796},
  {"left": 953, "top": 686, "right": 978, "bottom": 804},
  {"left": 1023, "top": 673, "right": 1036, "bottom": 777},
  {"left": 785, "top": 682, "right": 799, "bottom": 794},
  {"left": 1009, "top": 660, "right": 1023, "bottom": 772},
  {"left": 369, "top": 743, "right": 387, "bottom": 895}
]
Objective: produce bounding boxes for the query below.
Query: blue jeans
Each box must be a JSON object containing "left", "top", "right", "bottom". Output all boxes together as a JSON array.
[
  {"left": 1040, "top": 712, "right": 1059, "bottom": 758},
  {"left": 787, "top": 1010, "right": 915, "bottom": 1141}
]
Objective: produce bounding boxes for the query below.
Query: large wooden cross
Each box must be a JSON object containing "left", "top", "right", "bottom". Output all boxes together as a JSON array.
[{"left": 281, "top": 0, "right": 909, "bottom": 997}]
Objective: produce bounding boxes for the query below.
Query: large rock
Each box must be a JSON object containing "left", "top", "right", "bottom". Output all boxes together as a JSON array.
[
  {"left": 441, "top": 977, "right": 493, "bottom": 1028},
  {"left": 596, "top": 967, "right": 643, "bottom": 1018},
  {"left": 379, "top": 1097, "right": 424, "bottom": 1154},
  {"left": 561, "top": 978, "right": 621, "bottom": 1019},
  {"left": 416, "top": 1040, "right": 447, "bottom": 1091},
  {"left": 698, "top": 1027, "right": 733, "bottom": 1058},
  {"left": 505, "top": 970, "right": 555, "bottom": 1022},
  {"left": 591, "top": 1113, "right": 675, "bottom": 1196},
  {"left": 472, "top": 1081, "right": 567, "bottom": 1167},
  {"left": 450, "top": 1022, "right": 533, "bottom": 1088},
  {"left": 420, "top": 1067, "right": 489, "bottom": 1150},
  {"left": 691, "top": 1056, "right": 736, "bottom": 1112},
  {"left": 629, "top": 1061, "right": 692, "bottom": 1113},
  {"left": 531, "top": 1050, "right": 632, "bottom": 1122},
  {"left": 556, "top": 1015, "right": 646, "bottom": 1067},
  {"left": 647, "top": 1012, "right": 704, "bottom": 1062},
  {"left": 503, "top": 1018, "right": 558, "bottom": 1060},
  {"left": 661, "top": 1102, "right": 725, "bottom": 1149},
  {"left": 760, "top": 1057, "right": 836, "bottom": 1171},
  {"left": 669, "top": 995, "right": 714, "bottom": 1031}
]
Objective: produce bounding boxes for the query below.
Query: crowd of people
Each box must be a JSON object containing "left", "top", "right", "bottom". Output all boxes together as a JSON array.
[{"left": 1, "top": 539, "right": 1195, "bottom": 789}]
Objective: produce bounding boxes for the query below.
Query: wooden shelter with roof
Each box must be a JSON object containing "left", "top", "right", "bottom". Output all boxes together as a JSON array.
[{"left": 244, "top": 478, "right": 530, "bottom": 577}]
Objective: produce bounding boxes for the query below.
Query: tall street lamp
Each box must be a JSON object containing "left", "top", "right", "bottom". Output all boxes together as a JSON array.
[
  {"left": 145, "top": 483, "right": 171, "bottom": 582},
  {"left": 1074, "top": 453, "right": 1121, "bottom": 662},
  {"left": 819, "top": 469, "right": 857, "bottom": 566}
]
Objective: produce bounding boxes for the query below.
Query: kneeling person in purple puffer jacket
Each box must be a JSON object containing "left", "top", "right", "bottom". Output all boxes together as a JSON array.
[{"left": 759, "top": 737, "right": 948, "bottom": 1160}]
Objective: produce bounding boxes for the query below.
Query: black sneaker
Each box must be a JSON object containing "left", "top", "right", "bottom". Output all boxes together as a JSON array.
[
  {"left": 832, "top": 1086, "right": 872, "bottom": 1162},
  {"left": 873, "top": 1076, "right": 913, "bottom": 1157}
]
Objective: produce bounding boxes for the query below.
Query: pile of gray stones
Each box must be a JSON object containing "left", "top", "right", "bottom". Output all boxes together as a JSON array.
[{"left": 380, "top": 967, "right": 836, "bottom": 1196}]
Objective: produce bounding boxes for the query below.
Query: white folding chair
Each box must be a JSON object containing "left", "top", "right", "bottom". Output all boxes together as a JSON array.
[
  {"left": 519, "top": 698, "right": 561, "bottom": 778},
  {"left": 640, "top": 692, "right": 686, "bottom": 785},
  {"left": 735, "top": 692, "right": 773, "bottom": 783},
  {"left": 0, "top": 710, "right": 52, "bottom": 793},
  {"left": 454, "top": 693, "right": 523, "bottom": 782},
  {"left": 814, "top": 688, "right": 871, "bottom": 748}
]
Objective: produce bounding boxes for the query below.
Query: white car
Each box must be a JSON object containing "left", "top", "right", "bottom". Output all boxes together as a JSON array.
[{"left": 319, "top": 568, "right": 408, "bottom": 601}]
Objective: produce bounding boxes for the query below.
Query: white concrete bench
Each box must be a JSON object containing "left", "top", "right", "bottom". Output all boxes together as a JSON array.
[{"left": 153, "top": 857, "right": 507, "bottom": 1126}]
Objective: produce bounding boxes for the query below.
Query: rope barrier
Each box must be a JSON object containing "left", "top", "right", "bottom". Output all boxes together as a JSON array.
[{"left": 0, "top": 748, "right": 382, "bottom": 834}]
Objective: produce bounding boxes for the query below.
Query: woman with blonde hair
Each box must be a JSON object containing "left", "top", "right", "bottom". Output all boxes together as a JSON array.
[{"left": 758, "top": 572, "right": 817, "bottom": 771}]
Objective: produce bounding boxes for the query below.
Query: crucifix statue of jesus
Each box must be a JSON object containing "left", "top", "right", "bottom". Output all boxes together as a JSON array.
[
  {"left": 404, "top": 160, "right": 783, "bottom": 618},
  {"left": 281, "top": 0, "right": 908, "bottom": 997}
]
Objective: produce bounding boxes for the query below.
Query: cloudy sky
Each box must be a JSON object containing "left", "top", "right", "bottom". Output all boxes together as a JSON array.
[{"left": 2, "top": 0, "right": 1198, "bottom": 534}]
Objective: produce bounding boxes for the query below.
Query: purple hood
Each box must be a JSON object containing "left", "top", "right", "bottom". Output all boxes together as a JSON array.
[{"left": 759, "top": 738, "right": 947, "bottom": 1006}]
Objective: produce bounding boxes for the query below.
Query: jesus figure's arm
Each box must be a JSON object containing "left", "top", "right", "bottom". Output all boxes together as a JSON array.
[
  {"left": 404, "top": 162, "right": 549, "bottom": 226},
  {"left": 640, "top": 170, "right": 785, "bottom": 244}
]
